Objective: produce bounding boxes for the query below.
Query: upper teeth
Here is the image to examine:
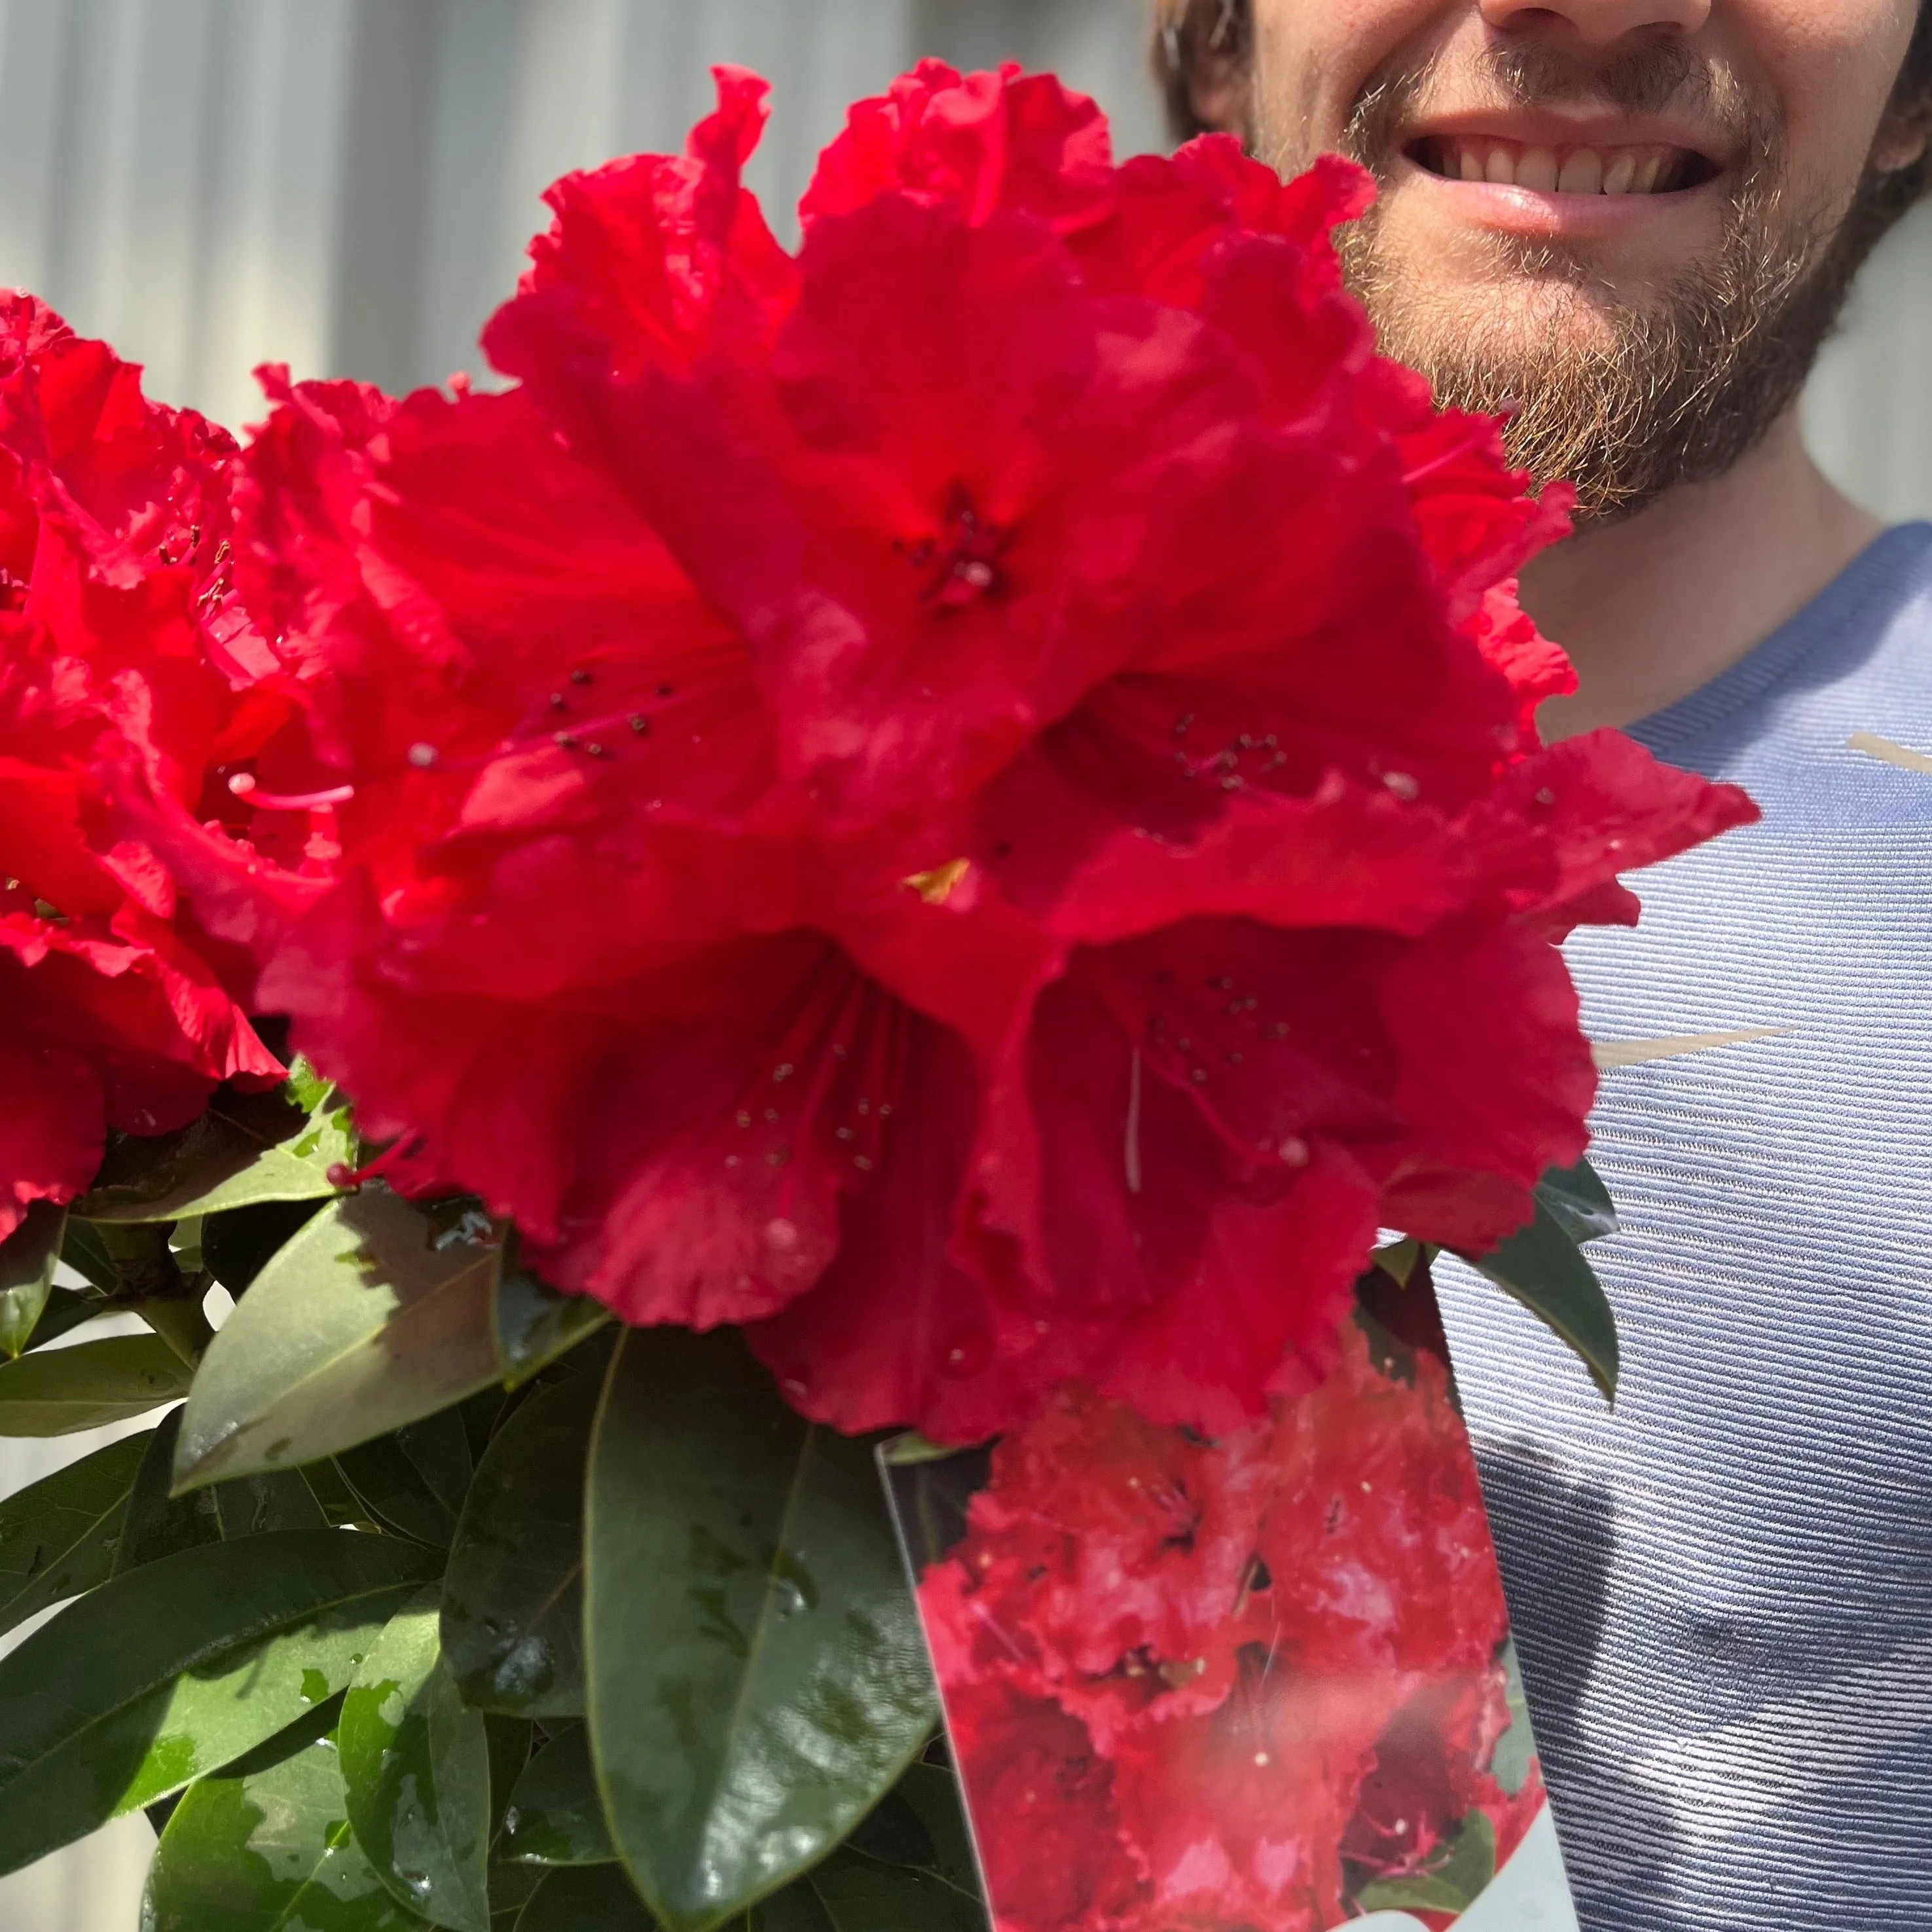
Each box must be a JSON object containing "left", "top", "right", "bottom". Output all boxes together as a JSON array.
[{"left": 1433, "top": 138, "right": 1685, "bottom": 195}]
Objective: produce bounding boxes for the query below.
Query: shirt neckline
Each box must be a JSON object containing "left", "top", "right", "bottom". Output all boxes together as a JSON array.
[{"left": 1626, "top": 520, "right": 1932, "bottom": 758}]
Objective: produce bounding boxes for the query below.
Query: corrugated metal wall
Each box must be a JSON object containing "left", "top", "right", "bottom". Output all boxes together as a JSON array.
[{"left": 0, "top": 2, "right": 1927, "bottom": 1924}]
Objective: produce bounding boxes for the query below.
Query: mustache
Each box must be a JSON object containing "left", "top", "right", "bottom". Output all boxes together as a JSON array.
[{"left": 1341, "top": 40, "right": 1772, "bottom": 170}]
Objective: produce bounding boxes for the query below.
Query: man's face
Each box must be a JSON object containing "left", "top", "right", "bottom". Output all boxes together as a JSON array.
[{"left": 1246, "top": 0, "right": 1925, "bottom": 514}]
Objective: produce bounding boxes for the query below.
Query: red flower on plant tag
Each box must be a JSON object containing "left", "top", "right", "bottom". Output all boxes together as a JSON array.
[{"left": 890, "top": 1277, "right": 1553, "bottom": 1931}]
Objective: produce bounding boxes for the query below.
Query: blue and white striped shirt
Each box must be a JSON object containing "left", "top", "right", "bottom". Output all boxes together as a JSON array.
[{"left": 1440, "top": 521, "right": 1932, "bottom": 1931}]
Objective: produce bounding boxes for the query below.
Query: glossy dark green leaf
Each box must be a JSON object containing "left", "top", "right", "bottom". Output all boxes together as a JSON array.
[
  {"left": 75, "top": 1081, "right": 352, "bottom": 1224},
  {"left": 117, "top": 1405, "right": 325, "bottom": 1573},
  {"left": 1463, "top": 1197, "right": 1620, "bottom": 1400},
  {"left": 0, "top": 1333, "right": 194, "bottom": 1434},
  {"left": 0, "top": 1528, "right": 441, "bottom": 1873},
  {"left": 1354, "top": 1811, "right": 1498, "bottom": 1914},
  {"left": 515, "top": 1864, "right": 659, "bottom": 1930},
  {"left": 803, "top": 1850, "right": 987, "bottom": 1932},
  {"left": 585, "top": 1331, "right": 937, "bottom": 1932},
  {"left": 490, "top": 1859, "right": 547, "bottom": 1925},
  {"left": 115, "top": 1408, "right": 222, "bottom": 1573},
  {"left": 745, "top": 1884, "right": 837, "bottom": 1932},
  {"left": 486, "top": 1717, "right": 533, "bottom": 1845},
  {"left": 443, "top": 1376, "right": 592, "bottom": 1718},
  {"left": 0, "top": 1428, "right": 147, "bottom": 1636},
  {"left": 399, "top": 1407, "right": 476, "bottom": 1520},
  {"left": 502, "top": 1726, "right": 615, "bottom": 1867},
  {"left": 143, "top": 1718, "right": 432, "bottom": 1932},
  {"left": 0, "top": 1201, "right": 65, "bottom": 1358},
  {"left": 342, "top": 1587, "right": 494, "bottom": 1932},
  {"left": 175, "top": 1189, "right": 507, "bottom": 1489},
  {"left": 216, "top": 1467, "right": 329, "bottom": 1540},
  {"left": 339, "top": 1434, "right": 462, "bottom": 1548},
  {"left": 494, "top": 1271, "right": 610, "bottom": 1389},
  {"left": 881, "top": 1762, "right": 982, "bottom": 1899},
  {"left": 18, "top": 1285, "right": 108, "bottom": 1352},
  {"left": 1535, "top": 1157, "right": 1620, "bottom": 1246},
  {"left": 202, "top": 1197, "right": 330, "bottom": 1294},
  {"left": 58, "top": 1215, "right": 120, "bottom": 1292}
]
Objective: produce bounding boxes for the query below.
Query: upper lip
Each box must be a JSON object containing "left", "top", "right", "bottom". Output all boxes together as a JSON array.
[{"left": 1402, "top": 109, "right": 1732, "bottom": 171}]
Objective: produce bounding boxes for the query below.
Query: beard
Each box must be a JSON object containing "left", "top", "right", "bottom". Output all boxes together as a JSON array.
[{"left": 1311, "top": 41, "right": 1893, "bottom": 520}]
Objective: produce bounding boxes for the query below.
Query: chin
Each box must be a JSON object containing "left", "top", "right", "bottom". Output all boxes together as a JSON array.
[{"left": 1360, "top": 265, "right": 1633, "bottom": 388}]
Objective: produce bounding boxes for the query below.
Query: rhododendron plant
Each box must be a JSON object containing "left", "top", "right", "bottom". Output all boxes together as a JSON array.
[
  {"left": 0, "top": 58, "right": 1754, "bottom": 1932},
  {"left": 163, "top": 61, "right": 1745, "bottom": 1446},
  {"left": 0, "top": 297, "right": 284, "bottom": 1243}
]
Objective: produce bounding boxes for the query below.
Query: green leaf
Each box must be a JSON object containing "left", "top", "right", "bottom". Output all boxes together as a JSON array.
[
  {"left": 115, "top": 1408, "right": 223, "bottom": 1573},
  {"left": 494, "top": 1269, "right": 610, "bottom": 1389},
  {"left": 73, "top": 1082, "right": 357, "bottom": 1228},
  {"left": 342, "top": 1587, "right": 494, "bottom": 1932},
  {"left": 1535, "top": 1157, "right": 1620, "bottom": 1245},
  {"left": 174, "top": 1189, "right": 507, "bottom": 1489},
  {"left": 745, "top": 1884, "right": 837, "bottom": 1932},
  {"left": 486, "top": 1717, "right": 533, "bottom": 1845},
  {"left": 490, "top": 1860, "right": 548, "bottom": 1926},
  {"left": 399, "top": 1408, "right": 477, "bottom": 1520},
  {"left": 118, "top": 1408, "right": 329, "bottom": 1575},
  {"left": 502, "top": 1726, "right": 615, "bottom": 1867},
  {"left": 202, "top": 1197, "right": 329, "bottom": 1295},
  {"left": 0, "top": 1201, "right": 65, "bottom": 1358},
  {"left": 16, "top": 1285, "right": 107, "bottom": 1353},
  {"left": 0, "top": 1429, "right": 147, "bottom": 1638},
  {"left": 853, "top": 1763, "right": 981, "bottom": 1901},
  {"left": 74, "top": 1082, "right": 353, "bottom": 1224},
  {"left": 0, "top": 1333, "right": 194, "bottom": 1435},
  {"left": 1353, "top": 1810, "right": 1499, "bottom": 1914},
  {"left": 802, "top": 1850, "right": 988, "bottom": 1932},
  {"left": 144, "top": 1717, "right": 433, "bottom": 1932},
  {"left": 59, "top": 1214, "right": 120, "bottom": 1292},
  {"left": 0, "top": 1528, "right": 441, "bottom": 1873},
  {"left": 1370, "top": 1236, "right": 1425, "bottom": 1288},
  {"left": 1463, "top": 1196, "right": 1620, "bottom": 1400},
  {"left": 585, "top": 1331, "right": 938, "bottom": 1932},
  {"left": 515, "top": 1865, "right": 659, "bottom": 1930},
  {"left": 876, "top": 1432, "right": 958, "bottom": 1470},
  {"left": 338, "top": 1434, "right": 462, "bottom": 1548},
  {"left": 443, "top": 1376, "right": 594, "bottom": 1719}
]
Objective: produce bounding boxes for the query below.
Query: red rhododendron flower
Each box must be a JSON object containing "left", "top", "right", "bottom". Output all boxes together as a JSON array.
[
  {"left": 0, "top": 297, "right": 285, "bottom": 1239},
  {"left": 920, "top": 1302, "right": 1540, "bottom": 1931},
  {"left": 170, "top": 64, "right": 1756, "bottom": 1442}
]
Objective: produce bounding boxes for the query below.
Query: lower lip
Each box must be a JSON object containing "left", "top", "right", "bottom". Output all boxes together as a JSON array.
[{"left": 1394, "top": 153, "right": 1724, "bottom": 239}]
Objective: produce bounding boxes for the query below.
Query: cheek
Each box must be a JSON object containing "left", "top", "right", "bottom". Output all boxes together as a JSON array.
[
  {"left": 1740, "top": 0, "right": 1920, "bottom": 185},
  {"left": 1254, "top": 0, "right": 1454, "bottom": 153}
]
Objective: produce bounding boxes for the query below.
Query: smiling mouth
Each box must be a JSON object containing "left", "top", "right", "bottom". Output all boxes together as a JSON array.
[{"left": 1406, "top": 134, "right": 1719, "bottom": 196}]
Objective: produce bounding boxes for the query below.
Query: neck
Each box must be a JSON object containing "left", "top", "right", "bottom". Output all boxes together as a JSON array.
[{"left": 1524, "top": 411, "right": 1884, "bottom": 742}]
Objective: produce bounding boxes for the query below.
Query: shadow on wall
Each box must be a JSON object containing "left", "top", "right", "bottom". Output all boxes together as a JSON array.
[{"left": 0, "top": 0, "right": 1167, "bottom": 429}]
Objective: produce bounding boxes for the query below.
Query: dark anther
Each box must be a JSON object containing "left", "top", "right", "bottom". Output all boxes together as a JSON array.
[
  {"left": 554, "top": 731, "right": 579, "bottom": 749},
  {"left": 911, "top": 482, "right": 1012, "bottom": 610},
  {"left": 656, "top": 683, "right": 674, "bottom": 698},
  {"left": 585, "top": 742, "right": 609, "bottom": 759},
  {"left": 629, "top": 715, "right": 651, "bottom": 735},
  {"left": 549, "top": 693, "right": 569, "bottom": 710},
  {"left": 570, "top": 667, "right": 593, "bottom": 685}
]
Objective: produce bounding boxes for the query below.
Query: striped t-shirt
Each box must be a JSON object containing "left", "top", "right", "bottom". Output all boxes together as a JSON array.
[{"left": 1438, "top": 521, "right": 1932, "bottom": 1931}]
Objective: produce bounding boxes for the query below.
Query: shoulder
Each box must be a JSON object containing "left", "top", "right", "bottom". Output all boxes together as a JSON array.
[{"left": 1636, "top": 524, "right": 1932, "bottom": 828}]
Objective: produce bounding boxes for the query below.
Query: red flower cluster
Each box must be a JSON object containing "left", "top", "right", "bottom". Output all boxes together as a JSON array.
[
  {"left": 919, "top": 1308, "right": 1545, "bottom": 1931},
  {"left": 172, "top": 63, "right": 1753, "bottom": 1440},
  {"left": 0, "top": 297, "right": 286, "bottom": 1241}
]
